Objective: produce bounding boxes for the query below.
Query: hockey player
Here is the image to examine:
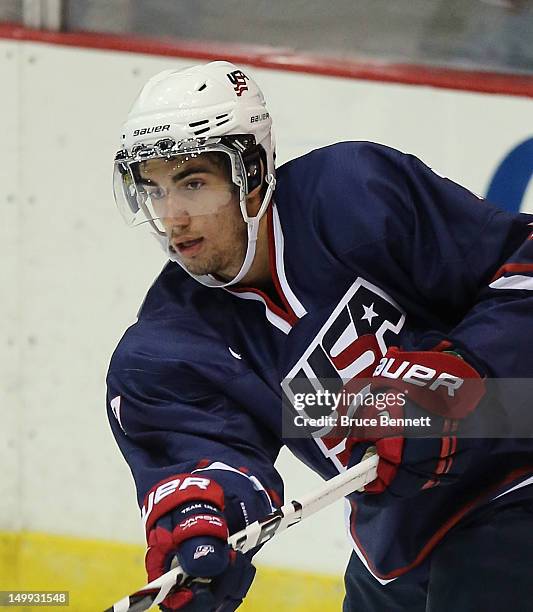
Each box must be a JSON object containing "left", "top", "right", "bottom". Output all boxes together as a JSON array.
[{"left": 108, "top": 61, "right": 533, "bottom": 611}]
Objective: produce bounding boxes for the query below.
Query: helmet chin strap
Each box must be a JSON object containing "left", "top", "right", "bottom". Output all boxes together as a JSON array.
[{"left": 161, "top": 173, "right": 276, "bottom": 288}]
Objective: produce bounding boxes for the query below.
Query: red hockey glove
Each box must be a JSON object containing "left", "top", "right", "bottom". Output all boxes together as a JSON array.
[
  {"left": 346, "top": 345, "right": 486, "bottom": 501},
  {"left": 142, "top": 474, "right": 255, "bottom": 611}
]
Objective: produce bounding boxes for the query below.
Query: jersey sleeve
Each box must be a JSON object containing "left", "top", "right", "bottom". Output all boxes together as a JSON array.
[
  {"left": 388, "top": 151, "right": 533, "bottom": 448},
  {"left": 311, "top": 142, "right": 533, "bottom": 434},
  {"left": 106, "top": 333, "right": 284, "bottom": 532},
  {"left": 397, "top": 150, "right": 533, "bottom": 379}
]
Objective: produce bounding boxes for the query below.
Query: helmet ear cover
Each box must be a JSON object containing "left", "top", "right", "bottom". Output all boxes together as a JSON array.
[{"left": 242, "top": 145, "right": 264, "bottom": 194}]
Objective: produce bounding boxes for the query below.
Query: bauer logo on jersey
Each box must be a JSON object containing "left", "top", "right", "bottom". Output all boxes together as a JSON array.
[{"left": 227, "top": 70, "right": 249, "bottom": 96}]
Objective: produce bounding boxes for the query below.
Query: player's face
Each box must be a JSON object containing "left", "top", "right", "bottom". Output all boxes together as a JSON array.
[{"left": 139, "top": 154, "right": 248, "bottom": 279}]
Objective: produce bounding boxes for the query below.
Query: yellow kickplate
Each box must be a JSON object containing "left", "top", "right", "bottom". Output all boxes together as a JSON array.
[{"left": 0, "top": 531, "right": 344, "bottom": 611}]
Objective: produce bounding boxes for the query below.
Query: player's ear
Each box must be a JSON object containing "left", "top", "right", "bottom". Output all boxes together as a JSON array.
[{"left": 245, "top": 157, "right": 265, "bottom": 217}]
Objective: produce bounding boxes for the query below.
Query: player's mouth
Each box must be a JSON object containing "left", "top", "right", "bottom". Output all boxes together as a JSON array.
[{"left": 174, "top": 237, "right": 204, "bottom": 256}]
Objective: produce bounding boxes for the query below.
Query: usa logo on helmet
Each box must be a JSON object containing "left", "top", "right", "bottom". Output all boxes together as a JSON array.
[{"left": 227, "top": 70, "right": 249, "bottom": 96}]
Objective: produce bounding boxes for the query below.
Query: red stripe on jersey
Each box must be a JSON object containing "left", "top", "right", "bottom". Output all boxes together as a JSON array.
[
  {"left": 266, "top": 208, "right": 299, "bottom": 324},
  {"left": 229, "top": 207, "right": 299, "bottom": 327},
  {"left": 230, "top": 285, "right": 295, "bottom": 326},
  {"left": 267, "top": 488, "right": 283, "bottom": 508},
  {"left": 490, "top": 263, "right": 533, "bottom": 282}
]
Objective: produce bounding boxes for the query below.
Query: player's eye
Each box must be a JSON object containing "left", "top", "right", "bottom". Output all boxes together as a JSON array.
[
  {"left": 184, "top": 179, "right": 204, "bottom": 191},
  {"left": 145, "top": 185, "right": 167, "bottom": 200}
]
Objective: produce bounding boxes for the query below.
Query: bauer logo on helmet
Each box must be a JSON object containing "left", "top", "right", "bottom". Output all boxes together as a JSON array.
[{"left": 132, "top": 125, "right": 170, "bottom": 137}]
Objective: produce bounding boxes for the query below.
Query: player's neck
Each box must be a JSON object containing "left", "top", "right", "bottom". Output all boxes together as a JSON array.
[{"left": 237, "top": 212, "right": 271, "bottom": 289}]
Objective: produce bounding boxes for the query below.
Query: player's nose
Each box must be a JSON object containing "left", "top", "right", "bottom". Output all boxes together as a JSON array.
[
  {"left": 165, "top": 209, "right": 191, "bottom": 229},
  {"left": 163, "top": 193, "right": 191, "bottom": 228}
]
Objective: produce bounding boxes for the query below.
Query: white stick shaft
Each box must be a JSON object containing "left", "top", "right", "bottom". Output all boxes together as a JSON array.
[
  {"left": 105, "top": 452, "right": 378, "bottom": 612},
  {"left": 229, "top": 451, "right": 378, "bottom": 553}
]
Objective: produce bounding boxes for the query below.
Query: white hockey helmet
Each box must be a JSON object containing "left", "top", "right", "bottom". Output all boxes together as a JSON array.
[{"left": 113, "top": 60, "right": 276, "bottom": 287}]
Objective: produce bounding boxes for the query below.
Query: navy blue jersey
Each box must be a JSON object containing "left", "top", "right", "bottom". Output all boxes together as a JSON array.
[{"left": 107, "top": 142, "right": 533, "bottom": 582}]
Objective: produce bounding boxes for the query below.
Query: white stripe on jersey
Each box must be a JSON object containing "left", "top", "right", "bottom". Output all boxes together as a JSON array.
[
  {"left": 489, "top": 275, "right": 533, "bottom": 290},
  {"left": 492, "top": 475, "right": 533, "bottom": 501},
  {"left": 271, "top": 204, "right": 307, "bottom": 318},
  {"left": 192, "top": 461, "right": 276, "bottom": 512},
  {"left": 226, "top": 289, "right": 292, "bottom": 334}
]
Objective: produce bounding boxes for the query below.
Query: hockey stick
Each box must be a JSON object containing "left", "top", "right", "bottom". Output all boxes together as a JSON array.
[{"left": 104, "top": 449, "right": 378, "bottom": 612}]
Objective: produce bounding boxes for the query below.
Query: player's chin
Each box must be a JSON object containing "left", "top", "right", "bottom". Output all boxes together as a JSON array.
[
  {"left": 181, "top": 261, "right": 210, "bottom": 276},
  {"left": 180, "top": 250, "right": 238, "bottom": 279},
  {"left": 180, "top": 256, "right": 217, "bottom": 277}
]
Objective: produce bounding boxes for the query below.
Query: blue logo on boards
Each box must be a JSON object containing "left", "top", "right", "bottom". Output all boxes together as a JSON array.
[{"left": 486, "top": 137, "right": 533, "bottom": 213}]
